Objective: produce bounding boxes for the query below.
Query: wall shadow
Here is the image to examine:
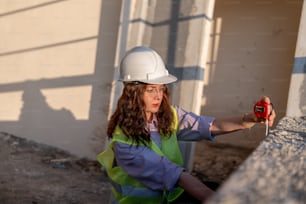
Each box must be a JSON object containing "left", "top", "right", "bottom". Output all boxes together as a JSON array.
[
  {"left": 19, "top": 83, "right": 76, "bottom": 129},
  {"left": 0, "top": 78, "right": 92, "bottom": 156},
  {"left": 0, "top": 0, "right": 69, "bottom": 18},
  {"left": 292, "top": 56, "right": 306, "bottom": 116}
]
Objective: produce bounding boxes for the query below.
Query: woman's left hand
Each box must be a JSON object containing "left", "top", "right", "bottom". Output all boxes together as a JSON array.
[{"left": 256, "top": 96, "right": 276, "bottom": 127}]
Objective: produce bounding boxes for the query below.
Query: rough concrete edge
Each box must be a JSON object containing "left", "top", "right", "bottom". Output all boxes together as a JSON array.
[{"left": 205, "top": 116, "right": 306, "bottom": 204}]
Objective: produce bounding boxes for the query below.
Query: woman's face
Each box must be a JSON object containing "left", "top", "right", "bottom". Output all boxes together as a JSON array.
[{"left": 143, "top": 84, "right": 166, "bottom": 121}]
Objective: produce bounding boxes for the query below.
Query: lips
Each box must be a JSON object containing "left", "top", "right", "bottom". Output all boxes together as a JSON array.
[{"left": 152, "top": 104, "right": 160, "bottom": 108}]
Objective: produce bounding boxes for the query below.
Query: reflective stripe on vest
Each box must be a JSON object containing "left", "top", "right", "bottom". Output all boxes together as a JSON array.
[{"left": 97, "top": 106, "right": 184, "bottom": 203}]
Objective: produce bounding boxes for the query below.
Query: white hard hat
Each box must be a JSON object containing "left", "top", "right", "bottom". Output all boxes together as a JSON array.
[{"left": 119, "top": 46, "right": 177, "bottom": 84}]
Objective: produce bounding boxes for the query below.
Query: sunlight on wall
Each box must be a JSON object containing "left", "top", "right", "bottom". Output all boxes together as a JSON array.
[
  {"left": 205, "top": 17, "right": 222, "bottom": 86},
  {"left": 0, "top": 91, "right": 23, "bottom": 121},
  {"left": 0, "top": 0, "right": 100, "bottom": 83},
  {"left": 41, "top": 86, "right": 92, "bottom": 120},
  {"left": 202, "top": 17, "right": 222, "bottom": 107},
  {"left": 0, "top": 39, "right": 97, "bottom": 83},
  {"left": 0, "top": 0, "right": 100, "bottom": 51}
]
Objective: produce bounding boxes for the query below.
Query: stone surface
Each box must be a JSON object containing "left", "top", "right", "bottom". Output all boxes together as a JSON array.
[{"left": 206, "top": 117, "right": 306, "bottom": 204}]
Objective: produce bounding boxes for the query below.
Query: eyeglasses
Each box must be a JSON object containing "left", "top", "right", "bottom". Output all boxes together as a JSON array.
[{"left": 145, "top": 86, "right": 166, "bottom": 95}]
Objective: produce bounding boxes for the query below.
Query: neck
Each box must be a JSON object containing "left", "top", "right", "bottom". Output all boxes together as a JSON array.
[{"left": 146, "top": 112, "right": 153, "bottom": 123}]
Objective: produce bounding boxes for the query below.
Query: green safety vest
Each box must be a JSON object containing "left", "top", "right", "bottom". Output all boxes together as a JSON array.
[{"left": 97, "top": 106, "right": 184, "bottom": 204}]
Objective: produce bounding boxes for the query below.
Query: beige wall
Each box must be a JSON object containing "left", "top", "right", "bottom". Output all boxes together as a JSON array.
[
  {"left": 203, "top": 0, "right": 302, "bottom": 147},
  {"left": 0, "top": 0, "right": 121, "bottom": 158}
]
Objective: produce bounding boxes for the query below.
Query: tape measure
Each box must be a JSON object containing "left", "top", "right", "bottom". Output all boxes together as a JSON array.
[
  {"left": 254, "top": 101, "right": 271, "bottom": 136},
  {"left": 254, "top": 101, "right": 270, "bottom": 120}
]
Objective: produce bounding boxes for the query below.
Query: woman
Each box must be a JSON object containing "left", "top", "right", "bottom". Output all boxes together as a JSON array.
[{"left": 98, "top": 46, "right": 276, "bottom": 204}]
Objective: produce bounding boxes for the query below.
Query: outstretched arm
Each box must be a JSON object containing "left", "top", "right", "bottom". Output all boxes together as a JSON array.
[{"left": 211, "top": 96, "right": 276, "bottom": 136}]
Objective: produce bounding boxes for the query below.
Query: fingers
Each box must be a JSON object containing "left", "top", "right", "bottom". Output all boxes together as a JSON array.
[
  {"left": 268, "top": 108, "right": 276, "bottom": 127},
  {"left": 261, "top": 96, "right": 271, "bottom": 104},
  {"left": 257, "top": 96, "right": 276, "bottom": 127},
  {"left": 261, "top": 96, "right": 276, "bottom": 127}
]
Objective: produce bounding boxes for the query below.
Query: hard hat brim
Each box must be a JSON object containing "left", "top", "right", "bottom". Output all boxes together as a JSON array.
[
  {"left": 120, "top": 74, "right": 177, "bottom": 84},
  {"left": 141, "top": 74, "right": 177, "bottom": 84}
]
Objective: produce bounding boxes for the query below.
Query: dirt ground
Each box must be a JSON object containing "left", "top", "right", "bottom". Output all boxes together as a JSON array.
[
  {"left": 193, "top": 141, "right": 253, "bottom": 185},
  {"left": 0, "top": 132, "right": 252, "bottom": 204},
  {"left": 0, "top": 132, "right": 111, "bottom": 204}
]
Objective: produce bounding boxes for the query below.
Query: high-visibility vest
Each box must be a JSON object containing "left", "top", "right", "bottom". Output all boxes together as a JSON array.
[{"left": 97, "top": 106, "right": 184, "bottom": 204}]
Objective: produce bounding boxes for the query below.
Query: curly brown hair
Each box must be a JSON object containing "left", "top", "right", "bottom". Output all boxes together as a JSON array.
[{"left": 107, "top": 83, "right": 175, "bottom": 146}]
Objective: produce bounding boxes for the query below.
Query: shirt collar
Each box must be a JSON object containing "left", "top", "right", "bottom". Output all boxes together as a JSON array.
[{"left": 147, "top": 114, "right": 158, "bottom": 130}]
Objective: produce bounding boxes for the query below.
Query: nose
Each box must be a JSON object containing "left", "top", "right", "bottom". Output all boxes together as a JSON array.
[{"left": 153, "top": 92, "right": 162, "bottom": 99}]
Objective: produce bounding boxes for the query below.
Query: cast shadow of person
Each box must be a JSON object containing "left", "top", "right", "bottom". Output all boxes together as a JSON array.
[{"left": 18, "top": 84, "right": 78, "bottom": 148}]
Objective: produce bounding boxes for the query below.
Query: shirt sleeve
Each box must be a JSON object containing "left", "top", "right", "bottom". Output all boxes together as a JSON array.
[
  {"left": 113, "top": 142, "right": 185, "bottom": 191},
  {"left": 175, "top": 106, "right": 216, "bottom": 141}
]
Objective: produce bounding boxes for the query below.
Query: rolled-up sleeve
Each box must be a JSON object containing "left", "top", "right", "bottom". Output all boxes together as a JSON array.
[
  {"left": 175, "top": 106, "right": 216, "bottom": 141},
  {"left": 114, "top": 142, "right": 185, "bottom": 191}
]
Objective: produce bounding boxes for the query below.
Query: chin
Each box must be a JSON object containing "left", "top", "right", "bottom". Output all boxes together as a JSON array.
[{"left": 151, "top": 108, "right": 159, "bottom": 113}]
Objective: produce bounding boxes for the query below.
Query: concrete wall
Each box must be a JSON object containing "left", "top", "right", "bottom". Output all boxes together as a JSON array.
[
  {"left": 287, "top": 1, "right": 306, "bottom": 117},
  {"left": 203, "top": 0, "right": 303, "bottom": 148},
  {"left": 0, "top": 0, "right": 122, "bottom": 159}
]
